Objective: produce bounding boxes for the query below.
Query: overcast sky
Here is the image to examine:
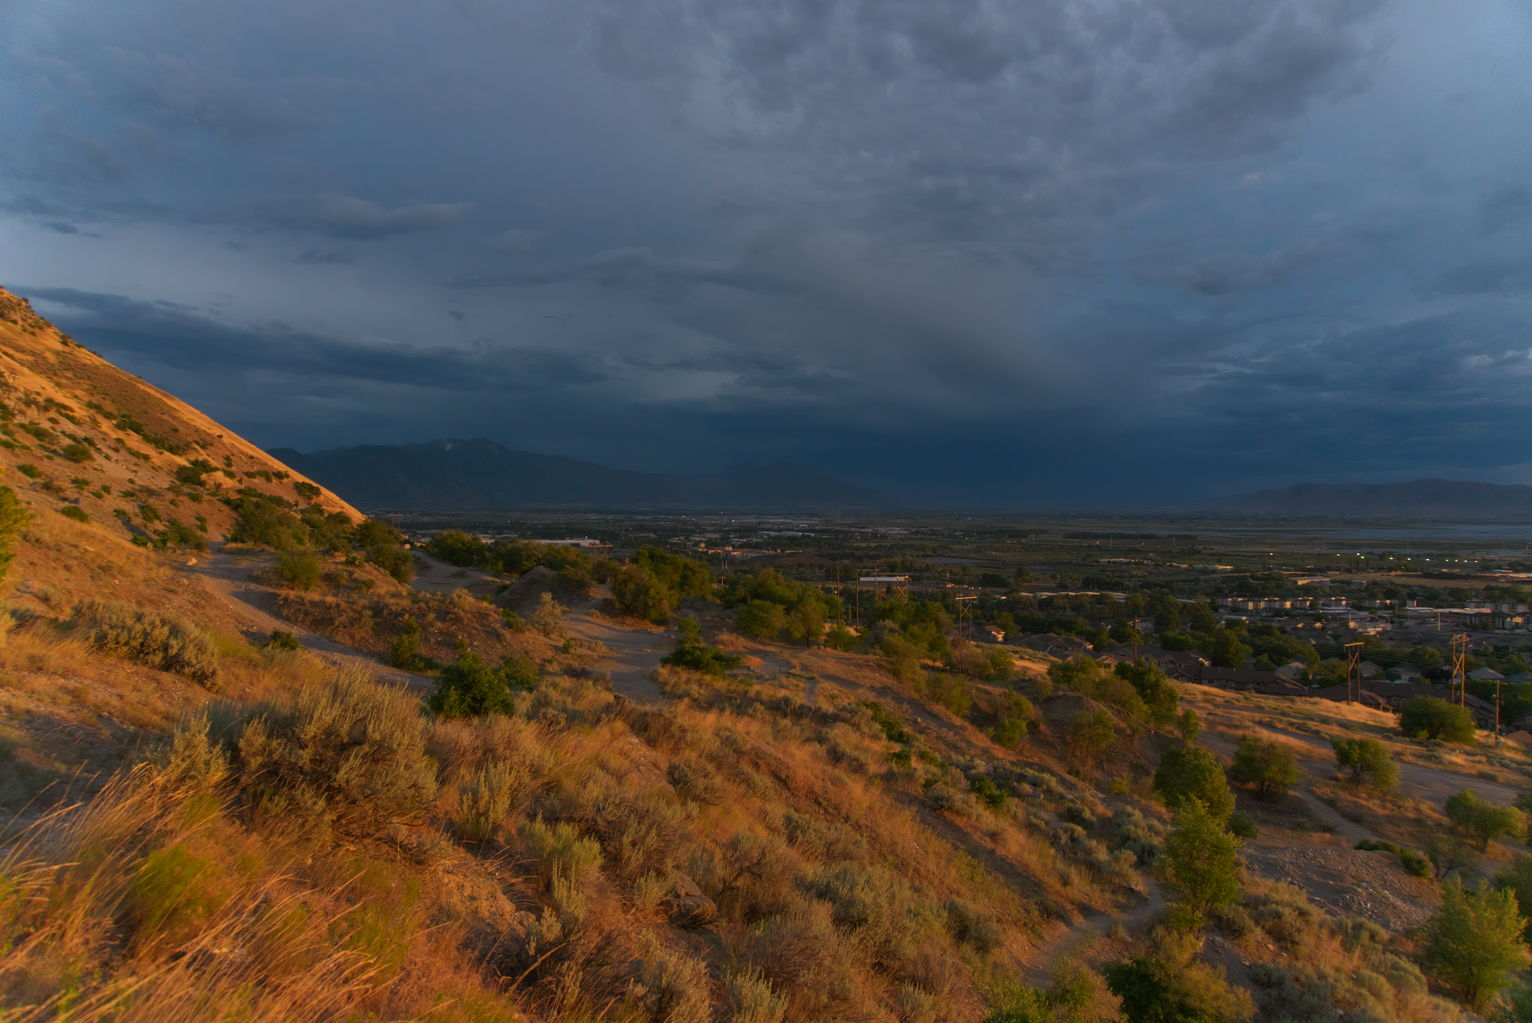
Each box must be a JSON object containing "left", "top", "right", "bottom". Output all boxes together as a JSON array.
[{"left": 2, "top": 0, "right": 1530, "bottom": 506}]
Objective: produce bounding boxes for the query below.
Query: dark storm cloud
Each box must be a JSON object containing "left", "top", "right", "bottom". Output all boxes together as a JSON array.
[
  {"left": 1429, "top": 259, "right": 1532, "bottom": 297},
  {"left": 261, "top": 193, "right": 473, "bottom": 240},
  {"left": 4, "top": 0, "right": 1531, "bottom": 502},
  {"left": 292, "top": 249, "right": 354, "bottom": 266},
  {"left": 1129, "top": 243, "right": 1324, "bottom": 295},
  {"left": 27, "top": 287, "right": 492, "bottom": 389},
  {"left": 1477, "top": 184, "right": 1532, "bottom": 234}
]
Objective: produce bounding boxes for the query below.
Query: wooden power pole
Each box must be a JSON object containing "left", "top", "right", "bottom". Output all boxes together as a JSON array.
[
  {"left": 1344, "top": 641, "right": 1364, "bottom": 704},
  {"left": 1451, "top": 633, "right": 1469, "bottom": 708}
]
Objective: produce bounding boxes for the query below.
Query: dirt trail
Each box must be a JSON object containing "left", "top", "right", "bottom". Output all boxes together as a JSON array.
[
  {"left": 1022, "top": 887, "right": 1164, "bottom": 986},
  {"left": 407, "top": 552, "right": 501, "bottom": 597},
  {"left": 564, "top": 613, "right": 671, "bottom": 701},
  {"left": 184, "top": 545, "right": 432, "bottom": 692}
]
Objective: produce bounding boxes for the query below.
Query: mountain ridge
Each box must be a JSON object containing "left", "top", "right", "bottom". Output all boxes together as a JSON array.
[{"left": 270, "top": 437, "right": 877, "bottom": 512}]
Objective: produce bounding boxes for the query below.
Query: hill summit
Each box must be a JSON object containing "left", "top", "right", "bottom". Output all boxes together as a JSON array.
[{"left": 0, "top": 287, "right": 357, "bottom": 582}]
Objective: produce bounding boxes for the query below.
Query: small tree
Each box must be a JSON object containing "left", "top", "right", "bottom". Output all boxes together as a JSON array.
[
  {"left": 1495, "top": 854, "right": 1532, "bottom": 940},
  {"left": 1153, "top": 743, "right": 1234, "bottom": 821},
  {"left": 1398, "top": 696, "right": 1476, "bottom": 744},
  {"left": 1115, "top": 658, "right": 1178, "bottom": 723},
  {"left": 1176, "top": 709, "right": 1201, "bottom": 743},
  {"left": 1066, "top": 707, "right": 1117, "bottom": 764},
  {"left": 1421, "top": 877, "right": 1529, "bottom": 1010},
  {"left": 531, "top": 592, "right": 567, "bottom": 638},
  {"left": 735, "top": 600, "right": 787, "bottom": 642},
  {"left": 1048, "top": 656, "right": 1103, "bottom": 693},
  {"left": 272, "top": 550, "right": 322, "bottom": 591},
  {"left": 1331, "top": 736, "right": 1399, "bottom": 794},
  {"left": 1227, "top": 736, "right": 1299, "bottom": 799},
  {"left": 1157, "top": 799, "right": 1241, "bottom": 924},
  {"left": 612, "top": 564, "right": 675, "bottom": 623},
  {"left": 1445, "top": 789, "right": 1524, "bottom": 851}
]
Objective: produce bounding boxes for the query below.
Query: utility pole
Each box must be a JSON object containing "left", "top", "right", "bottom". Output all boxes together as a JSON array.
[
  {"left": 1344, "top": 641, "right": 1364, "bottom": 704},
  {"left": 1451, "top": 633, "right": 1469, "bottom": 709},
  {"left": 1496, "top": 675, "right": 1503, "bottom": 746}
]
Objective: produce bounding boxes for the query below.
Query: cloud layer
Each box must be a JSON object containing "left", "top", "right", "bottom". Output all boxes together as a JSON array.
[{"left": 3, "top": 0, "right": 1530, "bottom": 505}]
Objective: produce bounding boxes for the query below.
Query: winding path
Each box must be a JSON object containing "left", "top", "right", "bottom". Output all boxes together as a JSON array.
[
  {"left": 184, "top": 544, "right": 432, "bottom": 692},
  {"left": 1022, "top": 887, "right": 1165, "bottom": 986}
]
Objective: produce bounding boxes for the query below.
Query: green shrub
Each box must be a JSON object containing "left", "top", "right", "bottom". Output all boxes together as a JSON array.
[
  {"left": 428, "top": 650, "right": 536, "bottom": 718},
  {"left": 1356, "top": 839, "right": 1432, "bottom": 878},
  {"left": 1152, "top": 743, "right": 1234, "bottom": 821},
  {"left": 624, "top": 933, "right": 711, "bottom": 1023},
  {"left": 1445, "top": 788, "right": 1523, "bottom": 850},
  {"left": 15, "top": 464, "right": 39, "bottom": 479},
  {"left": 59, "top": 441, "right": 93, "bottom": 463},
  {"left": 234, "top": 672, "right": 438, "bottom": 837},
  {"left": 987, "top": 964, "right": 1114, "bottom": 1023},
  {"left": 944, "top": 898, "right": 1002, "bottom": 953},
  {"left": 456, "top": 762, "right": 523, "bottom": 843},
  {"left": 1065, "top": 707, "right": 1117, "bottom": 763},
  {"left": 365, "top": 544, "right": 413, "bottom": 584},
  {"left": 174, "top": 459, "right": 216, "bottom": 486},
  {"left": 1398, "top": 696, "right": 1475, "bottom": 744},
  {"left": 58, "top": 504, "right": 88, "bottom": 522},
  {"left": 1332, "top": 737, "right": 1399, "bottom": 793},
  {"left": 1158, "top": 800, "right": 1241, "bottom": 922},
  {"left": 263, "top": 629, "right": 302, "bottom": 652},
  {"left": 1494, "top": 854, "right": 1532, "bottom": 939},
  {"left": 159, "top": 519, "right": 206, "bottom": 550},
  {"left": 661, "top": 615, "right": 743, "bottom": 676},
  {"left": 736, "top": 599, "right": 787, "bottom": 642},
  {"left": 386, "top": 620, "right": 435, "bottom": 671},
  {"left": 724, "top": 966, "right": 788, "bottom": 1023},
  {"left": 271, "top": 550, "right": 323, "bottom": 590},
  {"left": 227, "top": 492, "right": 306, "bottom": 550},
  {"left": 967, "top": 773, "right": 1007, "bottom": 809},
  {"left": 1421, "top": 877, "right": 1530, "bottom": 1010},
  {"left": 1227, "top": 735, "right": 1299, "bottom": 798},
  {"left": 71, "top": 599, "right": 219, "bottom": 686},
  {"left": 518, "top": 817, "right": 603, "bottom": 886},
  {"left": 1105, "top": 938, "right": 1253, "bottom": 1023}
]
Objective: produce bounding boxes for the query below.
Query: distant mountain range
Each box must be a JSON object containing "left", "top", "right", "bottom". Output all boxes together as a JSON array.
[
  {"left": 1206, "top": 479, "right": 1532, "bottom": 520},
  {"left": 269, "top": 438, "right": 874, "bottom": 512}
]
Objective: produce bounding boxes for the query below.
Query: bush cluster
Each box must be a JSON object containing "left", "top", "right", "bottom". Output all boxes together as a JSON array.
[{"left": 71, "top": 599, "right": 220, "bottom": 687}]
